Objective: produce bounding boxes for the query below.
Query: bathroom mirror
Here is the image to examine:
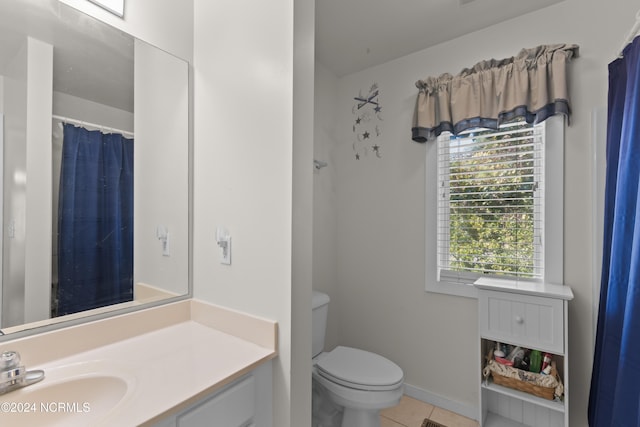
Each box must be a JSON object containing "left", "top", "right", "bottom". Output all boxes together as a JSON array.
[{"left": 0, "top": 0, "right": 190, "bottom": 336}]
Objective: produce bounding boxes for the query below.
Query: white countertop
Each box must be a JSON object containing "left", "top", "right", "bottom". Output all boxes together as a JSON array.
[{"left": 0, "top": 299, "right": 277, "bottom": 426}]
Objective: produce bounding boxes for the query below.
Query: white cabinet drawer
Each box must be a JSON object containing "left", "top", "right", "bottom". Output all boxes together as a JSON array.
[{"left": 478, "top": 290, "right": 564, "bottom": 354}]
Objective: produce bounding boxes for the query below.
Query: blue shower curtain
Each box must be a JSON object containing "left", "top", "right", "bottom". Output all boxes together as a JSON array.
[
  {"left": 57, "top": 124, "right": 134, "bottom": 316},
  {"left": 589, "top": 36, "right": 640, "bottom": 426}
]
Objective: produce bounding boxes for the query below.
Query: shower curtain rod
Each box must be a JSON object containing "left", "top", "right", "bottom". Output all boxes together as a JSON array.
[
  {"left": 52, "top": 114, "right": 134, "bottom": 138},
  {"left": 618, "top": 9, "right": 640, "bottom": 58}
]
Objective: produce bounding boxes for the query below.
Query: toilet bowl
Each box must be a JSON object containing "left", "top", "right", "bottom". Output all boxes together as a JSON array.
[
  {"left": 312, "top": 292, "right": 404, "bottom": 427},
  {"left": 313, "top": 346, "right": 404, "bottom": 427}
]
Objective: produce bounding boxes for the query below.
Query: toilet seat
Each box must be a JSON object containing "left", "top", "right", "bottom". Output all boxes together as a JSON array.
[{"left": 315, "top": 346, "right": 404, "bottom": 391}]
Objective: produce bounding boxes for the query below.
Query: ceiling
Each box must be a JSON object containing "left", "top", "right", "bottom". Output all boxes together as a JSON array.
[
  {"left": 0, "top": 0, "right": 134, "bottom": 113},
  {"left": 315, "top": 0, "right": 565, "bottom": 77}
]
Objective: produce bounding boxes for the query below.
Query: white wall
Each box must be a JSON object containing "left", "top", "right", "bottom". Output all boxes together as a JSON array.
[
  {"left": 134, "top": 39, "right": 189, "bottom": 296},
  {"left": 1, "top": 38, "right": 53, "bottom": 327},
  {"left": 0, "top": 76, "right": 4, "bottom": 113},
  {"left": 315, "top": 0, "right": 638, "bottom": 425},
  {"left": 2, "top": 40, "right": 28, "bottom": 328},
  {"left": 292, "top": 0, "right": 315, "bottom": 424},
  {"left": 52, "top": 92, "right": 134, "bottom": 131},
  {"left": 24, "top": 37, "right": 53, "bottom": 324},
  {"left": 313, "top": 62, "right": 340, "bottom": 352},
  {"left": 192, "top": 0, "right": 314, "bottom": 425}
]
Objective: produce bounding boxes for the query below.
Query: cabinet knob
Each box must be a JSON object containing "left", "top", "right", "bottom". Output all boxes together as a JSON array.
[{"left": 515, "top": 315, "right": 524, "bottom": 324}]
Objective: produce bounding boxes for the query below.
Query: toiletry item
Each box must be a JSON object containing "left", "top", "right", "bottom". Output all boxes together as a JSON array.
[
  {"left": 495, "top": 356, "right": 513, "bottom": 366},
  {"left": 507, "top": 346, "right": 525, "bottom": 362},
  {"left": 500, "top": 343, "right": 508, "bottom": 355},
  {"left": 541, "top": 353, "right": 552, "bottom": 371},
  {"left": 494, "top": 342, "right": 505, "bottom": 358},
  {"left": 504, "top": 344, "right": 513, "bottom": 358},
  {"left": 513, "top": 357, "right": 524, "bottom": 369},
  {"left": 519, "top": 352, "right": 531, "bottom": 371},
  {"left": 529, "top": 350, "right": 542, "bottom": 373},
  {"left": 541, "top": 365, "right": 552, "bottom": 375}
]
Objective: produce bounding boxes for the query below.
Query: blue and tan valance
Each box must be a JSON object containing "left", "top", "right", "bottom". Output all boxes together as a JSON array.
[{"left": 411, "top": 44, "right": 579, "bottom": 142}]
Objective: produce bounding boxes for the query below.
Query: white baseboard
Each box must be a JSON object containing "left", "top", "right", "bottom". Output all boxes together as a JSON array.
[{"left": 403, "top": 383, "right": 479, "bottom": 422}]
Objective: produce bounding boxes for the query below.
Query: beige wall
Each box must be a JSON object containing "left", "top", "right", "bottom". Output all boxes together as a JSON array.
[{"left": 314, "top": 0, "right": 637, "bottom": 425}]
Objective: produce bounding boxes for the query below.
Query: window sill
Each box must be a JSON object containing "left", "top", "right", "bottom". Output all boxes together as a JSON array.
[
  {"left": 473, "top": 277, "right": 573, "bottom": 300},
  {"left": 426, "top": 279, "right": 478, "bottom": 299}
]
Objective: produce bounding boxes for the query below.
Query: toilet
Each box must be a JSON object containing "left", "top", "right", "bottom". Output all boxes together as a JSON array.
[{"left": 312, "top": 291, "right": 404, "bottom": 427}]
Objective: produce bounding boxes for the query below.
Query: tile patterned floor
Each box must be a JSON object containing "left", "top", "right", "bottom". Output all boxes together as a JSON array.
[{"left": 380, "top": 396, "right": 479, "bottom": 427}]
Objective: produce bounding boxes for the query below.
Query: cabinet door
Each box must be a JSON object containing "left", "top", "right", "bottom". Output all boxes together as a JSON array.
[
  {"left": 153, "top": 416, "right": 176, "bottom": 427},
  {"left": 177, "top": 376, "right": 255, "bottom": 427},
  {"left": 479, "top": 290, "right": 564, "bottom": 354}
]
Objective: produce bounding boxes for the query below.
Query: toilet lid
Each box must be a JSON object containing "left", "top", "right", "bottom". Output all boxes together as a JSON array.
[{"left": 316, "top": 346, "right": 403, "bottom": 391}]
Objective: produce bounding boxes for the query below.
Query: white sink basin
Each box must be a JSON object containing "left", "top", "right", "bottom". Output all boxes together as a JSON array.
[{"left": 0, "top": 361, "right": 136, "bottom": 426}]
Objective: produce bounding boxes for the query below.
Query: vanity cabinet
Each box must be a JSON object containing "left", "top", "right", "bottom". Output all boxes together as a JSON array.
[
  {"left": 474, "top": 279, "right": 573, "bottom": 427},
  {"left": 154, "top": 361, "right": 272, "bottom": 427}
]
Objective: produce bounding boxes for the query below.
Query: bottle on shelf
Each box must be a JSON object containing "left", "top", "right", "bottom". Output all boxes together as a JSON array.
[
  {"left": 529, "top": 349, "right": 542, "bottom": 373},
  {"left": 541, "top": 353, "right": 552, "bottom": 371}
]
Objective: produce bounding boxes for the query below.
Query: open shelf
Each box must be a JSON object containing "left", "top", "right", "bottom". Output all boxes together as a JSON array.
[
  {"left": 482, "top": 380, "right": 565, "bottom": 413},
  {"left": 484, "top": 411, "right": 529, "bottom": 427}
]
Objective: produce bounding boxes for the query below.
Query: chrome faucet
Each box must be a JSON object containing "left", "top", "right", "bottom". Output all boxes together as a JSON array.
[{"left": 0, "top": 351, "right": 44, "bottom": 395}]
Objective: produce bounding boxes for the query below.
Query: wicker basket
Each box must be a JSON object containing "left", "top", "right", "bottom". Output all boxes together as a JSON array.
[
  {"left": 490, "top": 366, "right": 557, "bottom": 400},
  {"left": 484, "top": 350, "right": 562, "bottom": 401}
]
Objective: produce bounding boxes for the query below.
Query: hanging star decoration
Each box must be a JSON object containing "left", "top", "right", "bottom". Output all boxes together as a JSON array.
[{"left": 352, "top": 82, "right": 383, "bottom": 160}]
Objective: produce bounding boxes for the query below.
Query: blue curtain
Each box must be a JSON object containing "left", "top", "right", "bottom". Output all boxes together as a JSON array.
[
  {"left": 589, "top": 36, "right": 640, "bottom": 426},
  {"left": 57, "top": 124, "right": 134, "bottom": 316}
]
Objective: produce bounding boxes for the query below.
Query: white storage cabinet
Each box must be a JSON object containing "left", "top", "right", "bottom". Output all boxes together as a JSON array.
[
  {"left": 474, "top": 279, "right": 573, "bottom": 427},
  {"left": 154, "top": 360, "right": 272, "bottom": 427}
]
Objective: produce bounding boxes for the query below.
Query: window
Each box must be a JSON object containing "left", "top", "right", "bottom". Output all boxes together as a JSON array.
[
  {"left": 426, "top": 116, "right": 564, "bottom": 297},
  {"left": 438, "top": 120, "right": 544, "bottom": 281}
]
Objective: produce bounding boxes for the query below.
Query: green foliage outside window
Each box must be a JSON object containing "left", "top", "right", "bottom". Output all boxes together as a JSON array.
[{"left": 445, "top": 122, "right": 540, "bottom": 278}]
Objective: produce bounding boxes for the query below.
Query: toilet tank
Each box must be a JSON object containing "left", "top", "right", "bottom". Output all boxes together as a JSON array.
[{"left": 312, "top": 291, "right": 330, "bottom": 358}]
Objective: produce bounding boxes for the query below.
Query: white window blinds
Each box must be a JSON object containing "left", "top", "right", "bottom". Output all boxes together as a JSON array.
[{"left": 437, "top": 120, "right": 545, "bottom": 282}]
